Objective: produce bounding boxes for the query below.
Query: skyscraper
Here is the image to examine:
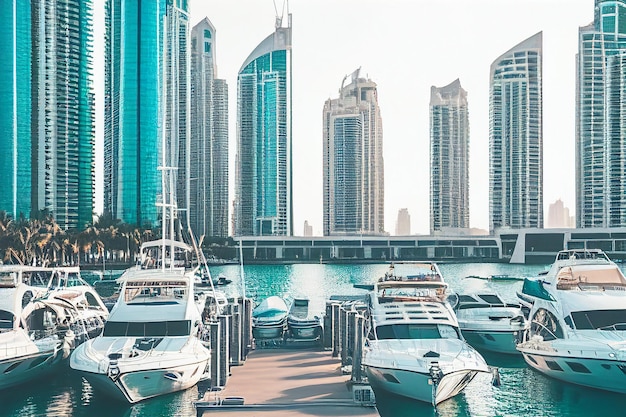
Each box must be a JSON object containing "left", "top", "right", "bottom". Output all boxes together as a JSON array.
[
  {"left": 234, "top": 15, "right": 292, "bottom": 236},
  {"left": 190, "top": 18, "right": 229, "bottom": 238},
  {"left": 32, "top": 0, "right": 95, "bottom": 229},
  {"left": 322, "top": 68, "right": 385, "bottom": 236},
  {"left": 489, "top": 32, "right": 543, "bottom": 234},
  {"left": 430, "top": 79, "right": 469, "bottom": 234},
  {"left": 105, "top": 0, "right": 189, "bottom": 228},
  {"left": 165, "top": 1, "right": 191, "bottom": 229},
  {"left": 0, "top": 2, "right": 32, "bottom": 220},
  {"left": 576, "top": 0, "right": 626, "bottom": 228},
  {"left": 104, "top": 0, "right": 162, "bottom": 226}
]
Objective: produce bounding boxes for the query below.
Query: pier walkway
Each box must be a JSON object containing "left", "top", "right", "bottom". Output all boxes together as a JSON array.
[{"left": 195, "top": 348, "right": 379, "bottom": 416}]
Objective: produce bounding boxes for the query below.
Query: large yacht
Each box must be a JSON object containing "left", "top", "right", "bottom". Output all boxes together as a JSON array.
[
  {"left": 0, "top": 266, "right": 76, "bottom": 390},
  {"left": 361, "top": 263, "right": 489, "bottom": 406},
  {"left": 516, "top": 249, "right": 626, "bottom": 393},
  {"left": 69, "top": 268, "right": 210, "bottom": 403}
]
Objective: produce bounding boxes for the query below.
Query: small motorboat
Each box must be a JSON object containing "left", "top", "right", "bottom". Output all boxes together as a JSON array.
[
  {"left": 252, "top": 296, "right": 289, "bottom": 341},
  {"left": 450, "top": 289, "right": 526, "bottom": 355},
  {"left": 286, "top": 297, "right": 322, "bottom": 342}
]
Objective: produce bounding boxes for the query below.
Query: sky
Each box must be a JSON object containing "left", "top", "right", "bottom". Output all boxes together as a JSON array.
[{"left": 93, "top": 0, "right": 594, "bottom": 236}]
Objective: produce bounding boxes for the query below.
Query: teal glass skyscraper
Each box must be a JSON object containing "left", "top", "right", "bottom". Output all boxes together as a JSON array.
[
  {"left": 0, "top": 2, "right": 32, "bottom": 219},
  {"left": 32, "top": 0, "right": 95, "bottom": 229},
  {"left": 234, "top": 15, "right": 293, "bottom": 236},
  {"left": 105, "top": 0, "right": 191, "bottom": 227},
  {"left": 576, "top": 0, "right": 626, "bottom": 227},
  {"left": 105, "top": 0, "right": 163, "bottom": 226},
  {"left": 489, "top": 32, "right": 543, "bottom": 234}
]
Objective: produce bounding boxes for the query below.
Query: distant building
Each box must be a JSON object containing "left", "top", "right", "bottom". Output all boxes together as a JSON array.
[
  {"left": 190, "top": 18, "right": 229, "bottom": 238},
  {"left": 489, "top": 32, "right": 543, "bottom": 234},
  {"left": 430, "top": 79, "right": 470, "bottom": 234},
  {"left": 234, "top": 14, "right": 292, "bottom": 236},
  {"left": 576, "top": 0, "right": 626, "bottom": 227},
  {"left": 303, "top": 221, "right": 313, "bottom": 237},
  {"left": 547, "top": 199, "right": 574, "bottom": 228},
  {"left": 395, "top": 209, "right": 411, "bottom": 235},
  {"left": 323, "top": 68, "right": 385, "bottom": 236}
]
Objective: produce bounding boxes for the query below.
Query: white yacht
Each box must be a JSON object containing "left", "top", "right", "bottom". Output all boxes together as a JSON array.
[
  {"left": 0, "top": 267, "right": 75, "bottom": 390},
  {"left": 69, "top": 269, "right": 210, "bottom": 403},
  {"left": 450, "top": 282, "right": 526, "bottom": 355},
  {"left": 361, "top": 263, "right": 489, "bottom": 406},
  {"left": 517, "top": 249, "right": 626, "bottom": 393},
  {"left": 44, "top": 266, "right": 109, "bottom": 343}
]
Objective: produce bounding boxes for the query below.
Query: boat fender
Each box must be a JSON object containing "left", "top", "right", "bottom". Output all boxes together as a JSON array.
[{"left": 491, "top": 367, "right": 501, "bottom": 387}]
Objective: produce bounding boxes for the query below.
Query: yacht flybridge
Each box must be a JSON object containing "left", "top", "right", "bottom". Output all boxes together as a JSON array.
[{"left": 361, "top": 263, "right": 489, "bottom": 406}]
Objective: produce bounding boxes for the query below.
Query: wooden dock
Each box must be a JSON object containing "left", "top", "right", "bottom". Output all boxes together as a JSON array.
[{"left": 195, "top": 348, "right": 379, "bottom": 416}]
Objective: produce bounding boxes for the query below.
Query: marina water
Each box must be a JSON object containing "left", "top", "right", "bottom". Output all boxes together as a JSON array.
[{"left": 2, "top": 262, "right": 626, "bottom": 417}]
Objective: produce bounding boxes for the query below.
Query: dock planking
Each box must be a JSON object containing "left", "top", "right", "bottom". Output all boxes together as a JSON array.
[{"left": 195, "top": 348, "right": 379, "bottom": 416}]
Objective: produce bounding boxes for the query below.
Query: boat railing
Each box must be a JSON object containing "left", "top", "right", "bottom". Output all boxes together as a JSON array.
[
  {"left": 1, "top": 342, "right": 44, "bottom": 358},
  {"left": 596, "top": 323, "right": 626, "bottom": 332}
]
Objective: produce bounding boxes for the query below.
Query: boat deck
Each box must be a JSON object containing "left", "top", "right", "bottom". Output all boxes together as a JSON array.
[{"left": 195, "top": 348, "right": 378, "bottom": 416}]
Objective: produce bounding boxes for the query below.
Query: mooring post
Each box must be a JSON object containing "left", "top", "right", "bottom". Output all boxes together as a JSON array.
[
  {"left": 352, "top": 313, "right": 364, "bottom": 382},
  {"left": 332, "top": 302, "right": 341, "bottom": 357},
  {"left": 217, "top": 314, "right": 230, "bottom": 387}
]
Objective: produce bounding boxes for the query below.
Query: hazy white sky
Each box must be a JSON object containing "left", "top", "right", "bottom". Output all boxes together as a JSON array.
[{"left": 94, "top": 0, "right": 594, "bottom": 235}]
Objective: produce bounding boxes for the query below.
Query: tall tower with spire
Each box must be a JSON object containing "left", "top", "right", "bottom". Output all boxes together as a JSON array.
[{"left": 234, "top": 9, "right": 293, "bottom": 236}]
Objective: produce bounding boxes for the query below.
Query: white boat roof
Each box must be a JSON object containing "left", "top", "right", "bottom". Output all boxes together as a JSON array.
[
  {"left": 108, "top": 270, "right": 195, "bottom": 321},
  {"left": 140, "top": 239, "right": 192, "bottom": 252}
]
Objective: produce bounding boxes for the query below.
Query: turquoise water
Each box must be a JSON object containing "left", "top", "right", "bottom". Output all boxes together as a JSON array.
[{"left": 2, "top": 262, "right": 625, "bottom": 417}]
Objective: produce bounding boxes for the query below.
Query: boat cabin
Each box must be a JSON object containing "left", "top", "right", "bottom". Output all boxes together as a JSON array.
[{"left": 555, "top": 264, "right": 626, "bottom": 291}]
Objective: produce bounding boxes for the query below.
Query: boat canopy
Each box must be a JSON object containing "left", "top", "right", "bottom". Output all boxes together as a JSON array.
[{"left": 554, "top": 264, "right": 626, "bottom": 289}]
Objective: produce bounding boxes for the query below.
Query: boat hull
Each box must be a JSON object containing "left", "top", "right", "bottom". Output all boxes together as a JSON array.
[
  {"left": 518, "top": 349, "right": 626, "bottom": 394},
  {"left": 461, "top": 329, "right": 521, "bottom": 355},
  {"left": 365, "top": 365, "right": 478, "bottom": 404},
  {"left": 75, "top": 358, "right": 208, "bottom": 403},
  {"left": 0, "top": 348, "right": 64, "bottom": 390}
]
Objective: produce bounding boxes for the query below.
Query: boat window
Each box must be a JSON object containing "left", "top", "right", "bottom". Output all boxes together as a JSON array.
[
  {"left": 0, "top": 310, "right": 14, "bottom": 331},
  {"left": 530, "top": 308, "right": 563, "bottom": 341},
  {"left": 0, "top": 272, "right": 18, "bottom": 288},
  {"left": 477, "top": 294, "right": 505, "bottom": 305},
  {"left": 571, "top": 310, "right": 626, "bottom": 330},
  {"left": 375, "top": 324, "right": 459, "bottom": 340},
  {"left": 103, "top": 320, "right": 191, "bottom": 337}
]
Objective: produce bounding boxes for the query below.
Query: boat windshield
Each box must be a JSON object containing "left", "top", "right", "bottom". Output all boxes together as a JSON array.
[
  {"left": 376, "top": 323, "right": 460, "bottom": 340},
  {"left": 124, "top": 281, "right": 187, "bottom": 304},
  {"left": 569, "top": 309, "right": 626, "bottom": 330}
]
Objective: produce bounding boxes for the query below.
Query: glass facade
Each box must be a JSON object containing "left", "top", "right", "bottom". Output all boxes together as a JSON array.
[
  {"left": 489, "top": 32, "right": 543, "bottom": 234},
  {"left": 0, "top": 1, "right": 31, "bottom": 219},
  {"left": 322, "top": 69, "right": 385, "bottom": 236},
  {"left": 105, "top": 0, "right": 165, "bottom": 226},
  {"left": 190, "top": 18, "right": 229, "bottom": 238},
  {"left": 576, "top": 0, "right": 626, "bottom": 227},
  {"left": 430, "top": 79, "right": 470, "bottom": 234},
  {"left": 32, "top": 0, "right": 95, "bottom": 229},
  {"left": 235, "top": 18, "right": 292, "bottom": 236}
]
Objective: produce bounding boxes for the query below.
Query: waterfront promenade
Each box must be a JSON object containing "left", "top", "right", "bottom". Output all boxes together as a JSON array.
[{"left": 196, "top": 348, "right": 378, "bottom": 416}]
